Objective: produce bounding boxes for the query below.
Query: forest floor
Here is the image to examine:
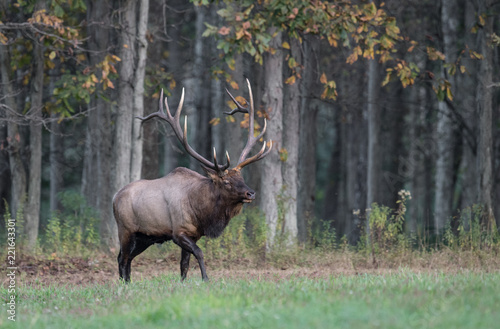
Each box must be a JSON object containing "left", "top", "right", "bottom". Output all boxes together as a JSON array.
[{"left": 8, "top": 246, "right": 500, "bottom": 287}]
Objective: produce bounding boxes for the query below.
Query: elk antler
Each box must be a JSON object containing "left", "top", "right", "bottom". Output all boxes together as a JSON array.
[
  {"left": 225, "top": 79, "right": 273, "bottom": 170},
  {"left": 137, "top": 89, "right": 230, "bottom": 175}
]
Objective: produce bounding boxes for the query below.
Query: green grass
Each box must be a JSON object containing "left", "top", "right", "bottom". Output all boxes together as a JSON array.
[{"left": 2, "top": 270, "right": 500, "bottom": 329}]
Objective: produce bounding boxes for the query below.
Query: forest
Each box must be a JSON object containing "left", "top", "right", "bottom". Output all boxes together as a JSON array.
[{"left": 0, "top": 0, "right": 499, "bottom": 252}]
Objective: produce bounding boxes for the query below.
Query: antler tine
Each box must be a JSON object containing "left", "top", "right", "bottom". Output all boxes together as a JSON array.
[
  {"left": 224, "top": 88, "right": 249, "bottom": 115},
  {"left": 138, "top": 88, "right": 229, "bottom": 174},
  {"left": 212, "top": 148, "right": 230, "bottom": 174},
  {"left": 236, "top": 140, "right": 273, "bottom": 169},
  {"left": 173, "top": 88, "right": 185, "bottom": 121},
  {"left": 225, "top": 79, "right": 273, "bottom": 170}
]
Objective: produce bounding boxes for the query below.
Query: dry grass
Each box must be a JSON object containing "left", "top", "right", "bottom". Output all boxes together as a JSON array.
[{"left": 4, "top": 246, "right": 499, "bottom": 289}]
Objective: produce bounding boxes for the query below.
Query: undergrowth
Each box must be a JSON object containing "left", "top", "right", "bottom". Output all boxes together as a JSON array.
[{"left": 2, "top": 189, "right": 500, "bottom": 268}]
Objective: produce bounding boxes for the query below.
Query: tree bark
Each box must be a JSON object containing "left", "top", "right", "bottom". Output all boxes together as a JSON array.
[
  {"left": 282, "top": 37, "right": 302, "bottom": 243},
  {"left": 260, "top": 29, "right": 283, "bottom": 248},
  {"left": 114, "top": 0, "right": 136, "bottom": 188},
  {"left": 434, "top": 0, "right": 458, "bottom": 235},
  {"left": 130, "top": 0, "right": 149, "bottom": 181},
  {"left": 24, "top": 17, "right": 44, "bottom": 250},
  {"left": 297, "top": 36, "right": 319, "bottom": 243},
  {"left": 365, "top": 56, "right": 380, "bottom": 240},
  {"left": 476, "top": 0, "right": 494, "bottom": 227},
  {"left": 0, "top": 35, "right": 26, "bottom": 222},
  {"left": 85, "top": 0, "right": 115, "bottom": 249}
]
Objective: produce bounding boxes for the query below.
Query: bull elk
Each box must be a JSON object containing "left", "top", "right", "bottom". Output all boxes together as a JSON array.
[{"left": 113, "top": 79, "right": 272, "bottom": 282}]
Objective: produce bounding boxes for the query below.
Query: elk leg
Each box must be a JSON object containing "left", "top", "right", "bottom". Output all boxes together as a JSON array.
[
  {"left": 180, "top": 249, "right": 191, "bottom": 280},
  {"left": 118, "top": 234, "right": 153, "bottom": 283},
  {"left": 175, "top": 234, "right": 209, "bottom": 281},
  {"left": 118, "top": 240, "right": 132, "bottom": 282}
]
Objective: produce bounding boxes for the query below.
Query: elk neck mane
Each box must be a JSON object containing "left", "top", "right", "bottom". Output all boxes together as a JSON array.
[{"left": 192, "top": 175, "right": 244, "bottom": 239}]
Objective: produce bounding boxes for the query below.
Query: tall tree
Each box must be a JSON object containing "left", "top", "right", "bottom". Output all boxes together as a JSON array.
[
  {"left": 365, "top": 54, "right": 380, "bottom": 240},
  {"left": 0, "top": 40, "right": 26, "bottom": 222},
  {"left": 24, "top": 1, "right": 46, "bottom": 250},
  {"left": 297, "top": 36, "right": 319, "bottom": 243},
  {"left": 434, "top": 0, "right": 459, "bottom": 234},
  {"left": 282, "top": 36, "right": 302, "bottom": 243},
  {"left": 476, "top": 0, "right": 495, "bottom": 227},
  {"left": 84, "top": 0, "right": 115, "bottom": 248},
  {"left": 130, "top": 0, "right": 150, "bottom": 181},
  {"left": 260, "top": 28, "right": 283, "bottom": 246},
  {"left": 112, "top": 0, "right": 138, "bottom": 249}
]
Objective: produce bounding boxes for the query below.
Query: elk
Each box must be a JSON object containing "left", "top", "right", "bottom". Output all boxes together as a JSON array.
[{"left": 113, "top": 79, "right": 272, "bottom": 282}]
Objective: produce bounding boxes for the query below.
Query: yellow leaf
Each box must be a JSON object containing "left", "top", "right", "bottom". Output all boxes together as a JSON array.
[
  {"left": 209, "top": 117, "right": 221, "bottom": 126},
  {"left": 446, "top": 86, "right": 453, "bottom": 101},
  {"left": 460, "top": 65, "right": 466, "bottom": 74},
  {"left": 0, "top": 32, "right": 8, "bottom": 45},
  {"left": 320, "top": 73, "right": 327, "bottom": 84},
  {"left": 230, "top": 81, "right": 239, "bottom": 90},
  {"left": 285, "top": 75, "right": 296, "bottom": 85},
  {"left": 49, "top": 51, "right": 56, "bottom": 60},
  {"left": 170, "top": 79, "right": 176, "bottom": 90},
  {"left": 123, "top": 44, "right": 128, "bottom": 48},
  {"left": 282, "top": 41, "right": 290, "bottom": 49}
]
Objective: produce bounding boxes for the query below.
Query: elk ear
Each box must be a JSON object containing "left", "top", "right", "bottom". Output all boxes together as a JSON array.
[{"left": 201, "top": 165, "right": 220, "bottom": 182}]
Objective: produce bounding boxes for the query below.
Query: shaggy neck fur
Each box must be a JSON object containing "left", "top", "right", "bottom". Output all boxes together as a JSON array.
[{"left": 194, "top": 178, "right": 244, "bottom": 238}]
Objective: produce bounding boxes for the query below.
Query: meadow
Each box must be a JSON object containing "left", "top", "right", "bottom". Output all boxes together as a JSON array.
[{"left": 2, "top": 253, "right": 500, "bottom": 329}]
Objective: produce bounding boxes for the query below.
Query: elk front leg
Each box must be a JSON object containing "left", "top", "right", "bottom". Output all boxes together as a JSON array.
[
  {"left": 180, "top": 248, "right": 191, "bottom": 281},
  {"left": 175, "top": 234, "right": 209, "bottom": 281}
]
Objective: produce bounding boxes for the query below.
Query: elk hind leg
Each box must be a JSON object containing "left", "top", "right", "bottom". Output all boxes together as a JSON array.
[
  {"left": 180, "top": 248, "right": 191, "bottom": 280},
  {"left": 118, "top": 234, "right": 153, "bottom": 283}
]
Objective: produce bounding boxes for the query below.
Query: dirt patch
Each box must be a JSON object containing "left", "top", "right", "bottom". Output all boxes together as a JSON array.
[{"left": 4, "top": 249, "right": 500, "bottom": 288}]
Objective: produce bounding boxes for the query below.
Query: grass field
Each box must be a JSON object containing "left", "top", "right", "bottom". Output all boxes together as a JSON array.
[{"left": 2, "top": 268, "right": 500, "bottom": 329}]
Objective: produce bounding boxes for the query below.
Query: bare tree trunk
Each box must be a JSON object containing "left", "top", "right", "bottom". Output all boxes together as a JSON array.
[
  {"left": 365, "top": 57, "right": 380, "bottom": 240},
  {"left": 407, "top": 86, "right": 429, "bottom": 234},
  {"left": 282, "top": 37, "right": 302, "bottom": 243},
  {"left": 164, "top": 1, "right": 182, "bottom": 174},
  {"left": 476, "top": 0, "right": 494, "bottom": 227},
  {"left": 130, "top": 0, "right": 149, "bottom": 181},
  {"left": 113, "top": 0, "right": 139, "bottom": 249},
  {"left": 260, "top": 29, "right": 283, "bottom": 247},
  {"left": 297, "top": 36, "right": 319, "bottom": 243},
  {"left": 85, "top": 0, "right": 115, "bottom": 249},
  {"left": 434, "top": 0, "right": 458, "bottom": 235},
  {"left": 24, "top": 18, "right": 44, "bottom": 250},
  {"left": 457, "top": 0, "right": 478, "bottom": 223},
  {"left": 49, "top": 118, "right": 63, "bottom": 214},
  {"left": 114, "top": 0, "right": 136, "bottom": 186},
  {"left": 0, "top": 38, "right": 26, "bottom": 221}
]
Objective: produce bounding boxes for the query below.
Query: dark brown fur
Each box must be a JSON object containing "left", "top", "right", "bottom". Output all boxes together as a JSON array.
[{"left": 113, "top": 167, "right": 254, "bottom": 282}]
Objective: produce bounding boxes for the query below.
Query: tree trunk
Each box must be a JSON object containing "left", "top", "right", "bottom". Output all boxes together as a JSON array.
[
  {"left": 0, "top": 37, "right": 26, "bottom": 222},
  {"left": 365, "top": 56, "right": 380, "bottom": 240},
  {"left": 114, "top": 0, "right": 136, "bottom": 189},
  {"left": 476, "top": 0, "right": 494, "bottom": 227},
  {"left": 282, "top": 37, "right": 302, "bottom": 243},
  {"left": 164, "top": 1, "right": 182, "bottom": 174},
  {"left": 24, "top": 20, "right": 44, "bottom": 250},
  {"left": 260, "top": 29, "right": 283, "bottom": 247},
  {"left": 130, "top": 0, "right": 149, "bottom": 181},
  {"left": 297, "top": 36, "right": 319, "bottom": 243},
  {"left": 85, "top": 0, "right": 115, "bottom": 250},
  {"left": 434, "top": 0, "right": 458, "bottom": 235}
]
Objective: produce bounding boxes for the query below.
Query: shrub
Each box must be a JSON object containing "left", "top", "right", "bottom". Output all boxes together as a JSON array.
[{"left": 44, "top": 190, "right": 99, "bottom": 254}]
